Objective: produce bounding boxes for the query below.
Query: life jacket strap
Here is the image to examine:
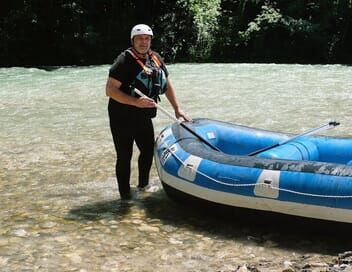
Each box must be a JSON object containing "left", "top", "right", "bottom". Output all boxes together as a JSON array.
[
  {"left": 126, "top": 48, "right": 161, "bottom": 74},
  {"left": 149, "top": 51, "right": 162, "bottom": 67}
]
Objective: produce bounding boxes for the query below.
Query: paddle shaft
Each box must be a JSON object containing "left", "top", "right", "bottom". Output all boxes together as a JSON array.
[
  {"left": 134, "top": 89, "right": 221, "bottom": 152},
  {"left": 248, "top": 121, "right": 340, "bottom": 156}
]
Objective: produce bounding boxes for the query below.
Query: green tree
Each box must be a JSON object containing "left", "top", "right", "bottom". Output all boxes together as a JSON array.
[
  {"left": 153, "top": 0, "right": 220, "bottom": 62},
  {"left": 1, "top": 0, "right": 352, "bottom": 65}
]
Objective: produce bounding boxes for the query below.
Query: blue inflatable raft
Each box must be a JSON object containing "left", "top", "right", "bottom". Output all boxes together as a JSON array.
[{"left": 154, "top": 118, "right": 352, "bottom": 223}]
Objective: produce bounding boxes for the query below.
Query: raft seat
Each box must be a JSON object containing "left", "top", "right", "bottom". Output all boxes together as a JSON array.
[{"left": 257, "top": 140, "right": 319, "bottom": 161}]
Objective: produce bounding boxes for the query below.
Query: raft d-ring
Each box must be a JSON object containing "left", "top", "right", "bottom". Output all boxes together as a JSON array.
[
  {"left": 263, "top": 179, "right": 272, "bottom": 186},
  {"left": 177, "top": 155, "right": 202, "bottom": 182},
  {"left": 160, "top": 144, "right": 178, "bottom": 166},
  {"left": 254, "top": 170, "right": 280, "bottom": 199},
  {"left": 157, "top": 127, "right": 173, "bottom": 146},
  {"left": 186, "top": 163, "right": 194, "bottom": 169}
]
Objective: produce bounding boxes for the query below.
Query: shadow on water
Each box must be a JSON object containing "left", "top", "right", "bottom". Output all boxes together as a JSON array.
[
  {"left": 67, "top": 189, "right": 352, "bottom": 255},
  {"left": 66, "top": 199, "right": 133, "bottom": 221},
  {"left": 142, "top": 191, "right": 352, "bottom": 255}
]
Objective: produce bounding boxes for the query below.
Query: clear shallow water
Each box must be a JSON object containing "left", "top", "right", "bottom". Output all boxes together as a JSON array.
[{"left": 1, "top": 64, "right": 352, "bottom": 271}]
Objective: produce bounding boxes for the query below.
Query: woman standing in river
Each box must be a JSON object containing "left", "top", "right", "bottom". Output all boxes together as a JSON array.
[{"left": 105, "top": 24, "right": 190, "bottom": 200}]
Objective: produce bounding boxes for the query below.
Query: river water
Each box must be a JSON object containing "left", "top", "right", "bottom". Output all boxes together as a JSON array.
[{"left": 1, "top": 64, "right": 352, "bottom": 271}]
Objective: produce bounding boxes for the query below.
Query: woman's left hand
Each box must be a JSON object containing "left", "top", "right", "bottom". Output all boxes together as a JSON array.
[{"left": 175, "top": 108, "right": 192, "bottom": 122}]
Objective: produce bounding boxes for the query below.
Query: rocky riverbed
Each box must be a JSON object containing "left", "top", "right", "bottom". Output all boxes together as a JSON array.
[{"left": 1, "top": 175, "right": 352, "bottom": 272}]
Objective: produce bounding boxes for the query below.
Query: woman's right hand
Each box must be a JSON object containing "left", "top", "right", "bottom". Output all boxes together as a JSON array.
[{"left": 135, "top": 96, "right": 156, "bottom": 108}]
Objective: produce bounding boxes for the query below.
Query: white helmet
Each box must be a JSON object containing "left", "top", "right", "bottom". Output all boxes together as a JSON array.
[{"left": 130, "top": 24, "right": 153, "bottom": 40}]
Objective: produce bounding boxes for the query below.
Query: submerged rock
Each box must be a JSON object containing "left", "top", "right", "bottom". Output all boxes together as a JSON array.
[
  {"left": 0, "top": 257, "right": 9, "bottom": 266},
  {"left": 12, "top": 229, "right": 28, "bottom": 237},
  {"left": 137, "top": 224, "right": 160, "bottom": 233},
  {"left": 40, "top": 221, "right": 57, "bottom": 229},
  {"left": 168, "top": 237, "right": 183, "bottom": 245}
]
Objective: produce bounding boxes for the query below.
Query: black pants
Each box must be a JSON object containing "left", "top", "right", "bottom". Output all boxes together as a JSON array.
[{"left": 108, "top": 102, "right": 155, "bottom": 196}]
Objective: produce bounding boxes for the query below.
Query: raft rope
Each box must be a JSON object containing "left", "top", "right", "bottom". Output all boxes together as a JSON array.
[{"left": 162, "top": 144, "right": 352, "bottom": 199}]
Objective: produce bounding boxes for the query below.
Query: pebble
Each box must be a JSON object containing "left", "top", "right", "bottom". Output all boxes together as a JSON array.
[
  {"left": 337, "top": 251, "right": 352, "bottom": 265},
  {"left": 131, "top": 212, "right": 143, "bottom": 218},
  {"left": 222, "top": 264, "right": 238, "bottom": 271},
  {"left": 66, "top": 253, "right": 82, "bottom": 264},
  {"left": 161, "top": 254, "right": 169, "bottom": 261},
  {"left": 175, "top": 252, "right": 183, "bottom": 258},
  {"left": 282, "top": 268, "right": 295, "bottom": 272},
  {"left": 55, "top": 236, "right": 68, "bottom": 243},
  {"left": 137, "top": 224, "right": 160, "bottom": 233},
  {"left": 160, "top": 225, "right": 178, "bottom": 233},
  {"left": 310, "top": 262, "right": 328, "bottom": 268},
  {"left": 98, "top": 219, "right": 109, "bottom": 225},
  {"left": 13, "top": 229, "right": 28, "bottom": 237},
  {"left": 101, "top": 260, "right": 120, "bottom": 271},
  {"left": 0, "top": 237, "right": 9, "bottom": 246},
  {"left": 282, "top": 260, "right": 296, "bottom": 272},
  {"left": 237, "top": 264, "right": 249, "bottom": 272},
  {"left": 83, "top": 226, "right": 93, "bottom": 230},
  {"left": 168, "top": 237, "right": 183, "bottom": 245},
  {"left": 201, "top": 236, "right": 212, "bottom": 242},
  {"left": 343, "top": 266, "right": 352, "bottom": 272},
  {"left": 0, "top": 257, "right": 9, "bottom": 266},
  {"left": 40, "top": 221, "right": 57, "bottom": 229}
]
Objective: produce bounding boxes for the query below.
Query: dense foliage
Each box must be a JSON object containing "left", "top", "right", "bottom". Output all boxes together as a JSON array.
[{"left": 1, "top": 0, "right": 351, "bottom": 66}]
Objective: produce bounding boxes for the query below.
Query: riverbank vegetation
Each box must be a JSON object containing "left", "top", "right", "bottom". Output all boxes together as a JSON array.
[{"left": 1, "top": 0, "right": 351, "bottom": 66}]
